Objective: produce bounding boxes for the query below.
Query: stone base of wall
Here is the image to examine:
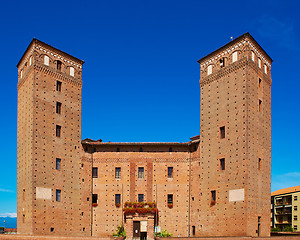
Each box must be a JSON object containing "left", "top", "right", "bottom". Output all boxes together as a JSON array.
[{"left": 1, "top": 236, "right": 300, "bottom": 240}]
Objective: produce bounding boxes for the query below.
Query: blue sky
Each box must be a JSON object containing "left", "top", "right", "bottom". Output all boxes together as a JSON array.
[{"left": 0, "top": 0, "right": 299, "bottom": 217}]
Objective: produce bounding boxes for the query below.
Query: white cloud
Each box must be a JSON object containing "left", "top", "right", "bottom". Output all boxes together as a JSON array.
[
  {"left": 272, "top": 172, "right": 300, "bottom": 192},
  {"left": 0, "top": 188, "right": 13, "bottom": 193},
  {"left": 0, "top": 213, "right": 17, "bottom": 218}
]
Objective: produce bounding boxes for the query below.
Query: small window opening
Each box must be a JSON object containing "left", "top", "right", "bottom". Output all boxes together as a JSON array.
[
  {"left": 56, "top": 81, "right": 62, "bottom": 92},
  {"left": 81, "top": 212, "right": 84, "bottom": 216},
  {"left": 23, "top": 189, "right": 25, "bottom": 201},
  {"left": 192, "top": 226, "right": 196, "bottom": 236},
  {"left": 192, "top": 197, "right": 194, "bottom": 201},
  {"left": 56, "top": 125, "right": 61, "bottom": 137},
  {"left": 294, "top": 196, "right": 298, "bottom": 201},
  {"left": 220, "top": 57, "right": 225, "bottom": 68},
  {"left": 169, "top": 147, "right": 172, "bottom": 152},
  {"left": 56, "top": 102, "right": 62, "bottom": 114},
  {"left": 220, "top": 158, "right": 225, "bottom": 170},
  {"left": 220, "top": 126, "right": 225, "bottom": 139},
  {"left": 50, "top": 227, "right": 54, "bottom": 232},
  {"left": 87, "top": 197, "right": 90, "bottom": 201},
  {"left": 139, "top": 147, "right": 143, "bottom": 152},
  {"left": 207, "top": 65, "right": 212, "bottom": 75},
  {"left": 56, "top": 158, "right": 61, "bottom": 170},
  {"left": 168, "top": 194, "right": 173, "bottom": 204},
  {"left": 259, "top": 100, "right": 262, "bottom": 112},
  {"left": 117, "top": 147, "right": 120, "bottom": 152},
  {"left": 92, "top": 194, "right": 98, "bottom": 204},
  {"left": 138, "top": 194, "right": 144, "bottom": 202},
  {"left": 57, "top": 60, "right": 62, "bottom": 71},
  {"left": 56, "top": 189, "right": 61, "bottom": 202},
  {"left": 138, "top": 167, "right": 144, "bottom": 178},
  {"left": 115, "top": 194, "right": 121, "bottom": 205},
  {"left": 70, "top": 67, "right": 74, "bottom": 77},
  {"left": 211, "top": 190, "right": 216, "bottom": 205},
  {"left": 168, "top": 167, "right": 173, "bottom": 178},
  {"left": 44, "top": 55, "right": 49, "bottom": 66},
  {"left": 92, "top": 167, "right": 98, "bottom": 178},
  {"left": 258, "top": 158, "right": 261, "bottom": 170},
  {"left": 83, "top": 227, "right": 85, "bottom": 231},
  {"left": 259, "top": 78, "right": 262, "bottom": 88},
  {"left": 232, "top": 51, "right": 238, "bottom": 62},
  {"left": 115, "top": 167, "right": 121, "bottom": 179},
  {"left": 22, "top": 214, "right": 25, "bottom": 223}
]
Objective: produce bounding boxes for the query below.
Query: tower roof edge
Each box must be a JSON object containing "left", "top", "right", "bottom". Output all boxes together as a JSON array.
[
  {"left": 17, "top": 38, "right": 85, "bottom": 68},
  {"left": 197, "top": 32, "right": 273, "bottom": 65}
]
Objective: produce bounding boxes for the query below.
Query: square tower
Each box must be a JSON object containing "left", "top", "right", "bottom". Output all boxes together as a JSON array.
[
  {"left": 196, "top": 33, "right": 272, "bottom": 237},
  {"left": 17, "top": 39, "right": 88, "bottom": 236}
]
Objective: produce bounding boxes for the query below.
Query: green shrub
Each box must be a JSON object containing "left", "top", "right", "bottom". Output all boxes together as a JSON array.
[
  {"left": 283, "top": 226, "right": 293, "bottom": 232},
  {"left": 113, "top": 225, "right": 126, "bottom": 237},
  {"left": 155, "top": 230, "right": 172, "bottom": 237},
  {"left": 271, "top": 227, "right": 280, "bottom": 232}
]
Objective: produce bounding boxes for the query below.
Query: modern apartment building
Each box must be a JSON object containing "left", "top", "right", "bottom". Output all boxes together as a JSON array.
[
  {"left": 271, "top": 186, "right": 300, "bottom": 232},
  {"left": 17, "top": 33, "right": 272, "bottom": 238}
]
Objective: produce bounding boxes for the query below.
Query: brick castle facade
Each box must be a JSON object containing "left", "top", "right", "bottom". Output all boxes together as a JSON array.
[{"left": 17, "top": 33, "right": 272, "bottom": 238}]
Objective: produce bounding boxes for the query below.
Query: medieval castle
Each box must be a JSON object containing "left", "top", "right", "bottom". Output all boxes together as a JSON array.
[{"left": 17, "top": 33, "right": 272, "bottom": 238}]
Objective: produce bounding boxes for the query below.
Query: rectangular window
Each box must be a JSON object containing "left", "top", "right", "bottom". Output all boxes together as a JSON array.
[
  {"left": 56, "top": 102, "right": 62, "bottom": 114},
  {"left": 258, "top": 58, "right": 261, "bottom": 68},
  {"left": 220, "top": 58, "right": 225, "bottom": 68},
  {"left": 115, "top": 167, "right": 121, "bottom": 179},
  {"left": 92, "top": 167, "right": 98, "bottom": 178},
  {"left": 259, "top": 78, "right": 262, "bottom": 88},
  {"left": 294, "top": 196, "right": 298, "bottom": 201},
  {"left": 207, "top": 65, "right": 212, "bottom": 76},
  {"left": 232, "top": 51, "right": 238, "bottom": 62},
  {"left": 192, "top": 226, "right": 195, "bottom": 236},
  {"left": 44, "top": 55, "right": 49, "bottom": 66},
  {"left": 294, "top": 225, "right": 298, "bottom": 231},
  {"left": 92, "top": 194, "right": 98, "bottom": 204},
  {"left": 211, "top": 190, "right": 216, "bottom": 205},
  {"left": 70, "top": 67, "right": 74, "bottom": 77},
  {"left": 138, "top": 194, "right": 144, "bottom": 202},
  {"left": 259, "top": 100, "right": 262, "bottom": 112},
  {"left": 56, "top": 81, "right": 62, "bottom": 92},
  {"left": 220, "top": 126, "right": 225, "bottom": 139},
  {"left": 251, "top": 51, "right": 255, "bottom": 61},
  {"left": 294, "top": 206, "right": 298, "bottom": 211},
  {"left": 115, "top": 194, "right": 121, "bottom": 205},
  {"left": 220, "top": 158, "right": 225, "bottom": 170},
  {"left": 168, "top": 194, "right": 173, "bottom": 204},
  {"left": 56, "top": 125, "right": 61, "bottom": 137},
  {"left": 168, "top": 167, "right": 173, "bottom": 178},
  {"left": 264, "top": 64, "right": 267, "bottom": 74},
  {"left": 258, "top": 158, "right": 261, "bottom": 170},
  {"left": 294, "top": 215, "right": 298, "bottom": 221},
  {"left": 138, "top": 167, "right": 144, "bottom": 178},
  {"left": 56, "top": 158, "right": 61, "bottom": 170},
  {"left": 57, "top": 61, "right": 62, "bottom": 71},
  {"left": 20, "top": 70, "right": 23, "bottom": 78},
  {"left": 56, "top": 189, "right": 61, "bottom": 202},
  {"left": 29, "top": 56, "right": 32, "bottom": 66}
]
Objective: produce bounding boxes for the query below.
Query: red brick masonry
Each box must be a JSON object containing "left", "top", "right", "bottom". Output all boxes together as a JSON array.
[{"left": 0, "top": 236, "right": 300, "bottom": 240}]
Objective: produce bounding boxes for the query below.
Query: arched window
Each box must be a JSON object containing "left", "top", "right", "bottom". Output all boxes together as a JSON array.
[
  {"left": 44, "top": 55, "right": 49, "bottom": 66},
  {"left": 232, "top": 51, "right": 238, "bottom": 63},
  {"left": 207, "top": 65, "right": 212, "bottom": 76}
]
